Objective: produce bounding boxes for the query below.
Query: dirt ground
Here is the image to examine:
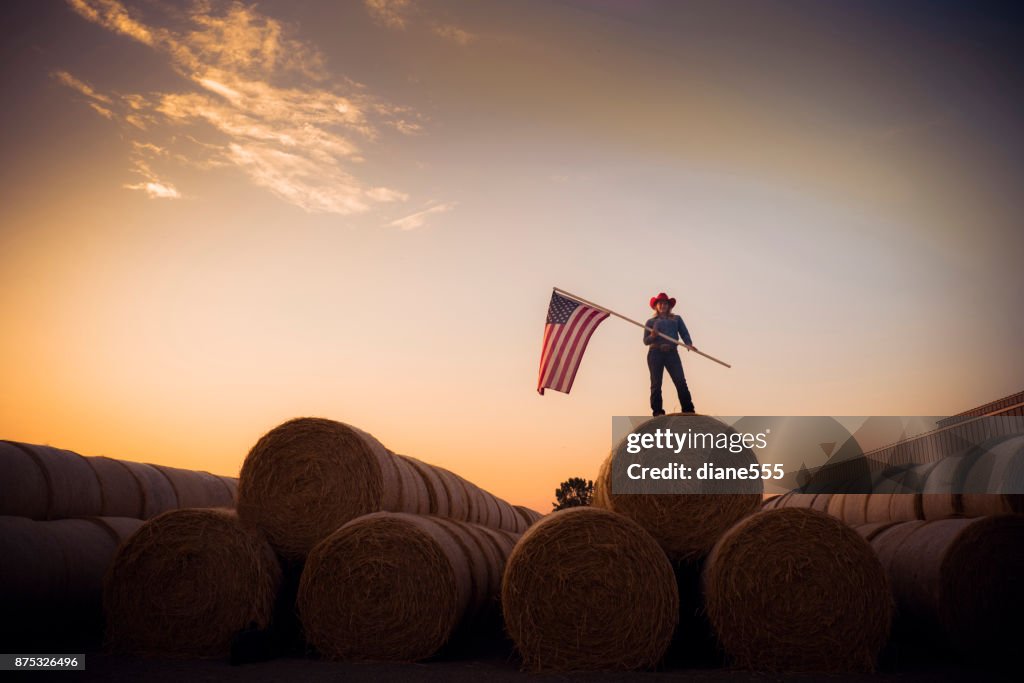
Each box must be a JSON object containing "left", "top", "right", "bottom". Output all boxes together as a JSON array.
[
  {"left": 45, "top": 651, "right": 1006, "bottom": 682},
  {"left": 7, "top": 632, "right": 1012, "bottom": 683},
  {"left": 6, "top": 617, "right": 1014, "bottom": 681}
]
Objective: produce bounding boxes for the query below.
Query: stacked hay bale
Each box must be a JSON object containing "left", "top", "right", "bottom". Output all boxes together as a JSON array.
[
  {"left": 752, "top": 431, "right": 1024, "bottom": 673},
  {"left": 513, "top": 504, "right": 543, "bottom": 527},
  {"left": 585, "top": 415, "right": 762, "bottom": 668},
  {"left": 918, "top": 435, "right": 1024, "bottom": 518},
  {"left": 104, "top": 508, "right": 281, "bottom": 657},
  {"left": 99, "top": 416, "right": 537, "bottom": 660},
  {"left": 959, "top": 434, "right": 1024, "bottom": 516},
  {"left": 0, "top": 516, "right": 144, "bottom": 638},
  {"left": 762, "top": 433, "right": 1024, "bottom": 526},
  {"left": 592, "top": 414, "right": 763, "bottom": 562},
  {"left": 856, "top": 516, "right": 1024, "bottom": 667},
  {"left": 703, "top": 507, "right": 892, "bottom": 672},
  {"left": 0, "top": 440, "right": 237, "bottom": 520},
  {"left": 763, "top": 492, "right": 824, "bottom": 512},
  {"left": 0, "top": 439, "right": 239, "bottom": 646},
  {"left": 773, "top": 489, "right": 1021, "bottom": 527},
  {"left": 865, "top": 464, "right": 924, "bottom": 523},
  {"left": 769, "top": 491, "right": 834, "bottom": 514},
  {"left": 0, "top": 441, "right": 102, "bottom": 519},
  {"left": 501, "top": 507, "right": 678, "bottom": 671},
  {"left": 299, "top": 512, "right": 519, "bottom": 661},
  {"left": 237, "top": 417, "right": 533, "bottom": 562}
]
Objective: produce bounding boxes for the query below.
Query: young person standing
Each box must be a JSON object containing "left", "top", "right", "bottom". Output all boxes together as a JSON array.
[{"left": 644, "top": 292, "right": 697, "bottom": 415}]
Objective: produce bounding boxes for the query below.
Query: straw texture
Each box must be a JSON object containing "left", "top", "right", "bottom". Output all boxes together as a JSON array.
[
  {"left": 0, "top": 440, "right": 239, "bottom": 521},
  {"left": 298, "top": 512, "right": 518, "bottom": 661},
  {"left": 0, "top": 515, "right": 144, "bottom": 633},
  {"left": 237, "top": 417, "right": 530, "bottom": 560},
  {"left": 594, "top": 415, "right": 762, "bottom": 561},
  {"left": 501, "top": 506, "right": 678, "bottom": 671},
  {"left": 704, "top": 507, "right": 892, "bottom": 672},
  {"left": 104, "top": 508, "right": 281, "bottom": 657},
  {"left": 861, "top": 515, "right": 1024, "bottom": 663}
]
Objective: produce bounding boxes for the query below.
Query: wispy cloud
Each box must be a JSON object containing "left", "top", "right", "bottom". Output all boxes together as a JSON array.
[
  {"left": 67, "top": 0, "right": 154, "bottom": 45},
  {"left": 123, "top": 158, "right": 181, "bottom": 199},
  {"left": 124, "top": 180, "right": 181, "bottom": 199},
  {"left": 89, "top": 102, "right": 116, "bottom": 119},
  {"left": 54, "top": 69, "right": 112, "bottom": 103},
  {"left": 364, "top": 0, "right": 411, "bottom": 30},
  {"left": 366, "top": 186, "right": 410, "bottom": 202},
  {"left": 58, "top": 0, "right": 424, "bottom": 213},
  {"left": 388, "top": 201, "right": 455, "bottom": 231},
  {"left": 364, "top": 0, "right": 476, "bottom": 44},
  {"left": 431, "top": 23, "right": 475, "bottom": 46}
]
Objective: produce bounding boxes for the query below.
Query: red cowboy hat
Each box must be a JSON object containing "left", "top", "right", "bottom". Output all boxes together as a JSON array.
[{"left": 650, "top": 292, "right": 676, "bottom": 309}]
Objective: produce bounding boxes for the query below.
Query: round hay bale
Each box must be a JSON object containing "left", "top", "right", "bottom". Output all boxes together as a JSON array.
[
  {"left": 0, "top": 441, "right": 101, "bottom": 519},
  {"left": 461, "top": 480, "right": 490, "bottom": 526},
  {"left": 389, "top": 454, "right": 431, "bottom": 515},
  {"left": 494, "top": 499, "right": 518, "bottom": 532},
  {"left": 0, "top": 516, "right": 123, "bottom": 611},
  {"left": 104, "top": 508, "right": 281, "bottom": 657},
  {"left": 863, "top": 464, "right": 918, "bottom": 524},
  {"left": 960, "top": 434, "right": 1024, "bottom": 517},
  {"left": 959, "top": 494, "right": 1019, "bottom": 517},
  {"left": 764, "top": 490, "right": 915, "bottom": 524},
  {"left": 513, "top": 505, "right": 543, "bottom": 527},
  {"left": 119, "top": 461, "right": 179, "bottom": 518},
  {"left": 841, "top": 493, "right": 870, "bottom": 526},
  {"left": 151, "top": 464, "right": 235, "bottom": 509},
  {"left": 403, "top": 456, "right": 451, "bottom": 517},
  {"left": 887, "top": 492, "right": 922, "bottom": 522},
  {"left": 825, "top": 492, "right": 846, "bottom": 519},
  {"left": 238, "top": 417, "right": 523, "bottom": 560},
  {"left": 779, "top": 492, "right": 818, "bottom": 509},
  {"left": 885, "top": 466, "right": 927, "bottom": 522},
  {"left": 854, "top": 521, "right": 899, "bottom": 542},
  {"left": 91, "top": 516, "right": 145, "bottom": 544},
  {"left": 0, "top": 441, "right": 238, "bottom": 522},
  {"left": 863, "top": 495, "right": 890, "bottom": 524},
  {"left": 0, "top": 441, "right": 49, "bottom": 519},
  {"left": 917, "top": 460, "right": 959, "bottom": 519},
  {"left": 479, "top": 524, "right": 519, "bottom": 560},
  {"left": 864, "top": 516, "right": 1024, "bottom": 663},
  {"left": 298, "top": 513, "right": 518, "bottom": 661},
  {"left": 436, "top": 467, "right": 471, "bottom": 520},
  {"left": 810, "top": 492, "right": 833, "bottom": 513},
  {"left": 763, "top": 489, "right": 921, "bottom": 525},
  {"left": 703, "top": 507, "right": 892, "bottom": 672},
  {"left": 593, "top": 415, "right": 762, "bottom": 562},
  {"left": 86, "top": 456, "right": 145, "bottom": 518},
  {"left": 238, "top": 417, "right": 411, "bottom": 560},
  {"left": 217, "top": 475, "right": 237, "bottom": 504},
  {"left": 483, "top": 493, "right": 503, "bottom": 528},
  {"left": 482, "top": 488, "right": 503, "bottom": 528},
  {"left": 501, "top": 506, "right": 678, "bottom": 671}
]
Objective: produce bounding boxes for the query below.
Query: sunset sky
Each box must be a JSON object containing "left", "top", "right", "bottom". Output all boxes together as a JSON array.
[{"left": 2, "top": 0, "right": 1022, "bottom": 512}]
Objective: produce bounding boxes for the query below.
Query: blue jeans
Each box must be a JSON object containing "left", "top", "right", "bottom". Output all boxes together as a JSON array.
[{"left": 648, "top": 347, "right": 695, "bottom": 415}]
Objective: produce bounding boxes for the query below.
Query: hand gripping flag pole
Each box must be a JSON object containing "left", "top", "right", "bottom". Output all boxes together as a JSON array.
[
  {"left": 553, "top": 287, "right": 732, "bottom": 369},
  {"left": 538, "top": 287, "right": 731, "bottom": 396}
]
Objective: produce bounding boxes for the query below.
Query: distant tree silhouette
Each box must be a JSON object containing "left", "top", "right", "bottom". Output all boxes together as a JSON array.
[{"left": 552, "top": 477, "right": 594, "bottom": 511}]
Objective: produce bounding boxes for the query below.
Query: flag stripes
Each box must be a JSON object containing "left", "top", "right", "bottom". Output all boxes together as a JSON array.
[{"left": 537, "top": 291, "right": 609, "bottom": 395}]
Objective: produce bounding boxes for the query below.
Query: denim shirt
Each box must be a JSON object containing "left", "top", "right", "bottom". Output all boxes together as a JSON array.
[{"left": 644, "top": 314, "right": 692, "bottom": 347}]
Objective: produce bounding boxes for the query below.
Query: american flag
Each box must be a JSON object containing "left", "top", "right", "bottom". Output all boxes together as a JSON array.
[{"left": 537, "top": 291, "right": 610, "bottom": 395}]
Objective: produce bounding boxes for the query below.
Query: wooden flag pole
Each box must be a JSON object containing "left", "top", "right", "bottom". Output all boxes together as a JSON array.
[{"left": 553, "top": 287, "right": 732, "bottom": 369}]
